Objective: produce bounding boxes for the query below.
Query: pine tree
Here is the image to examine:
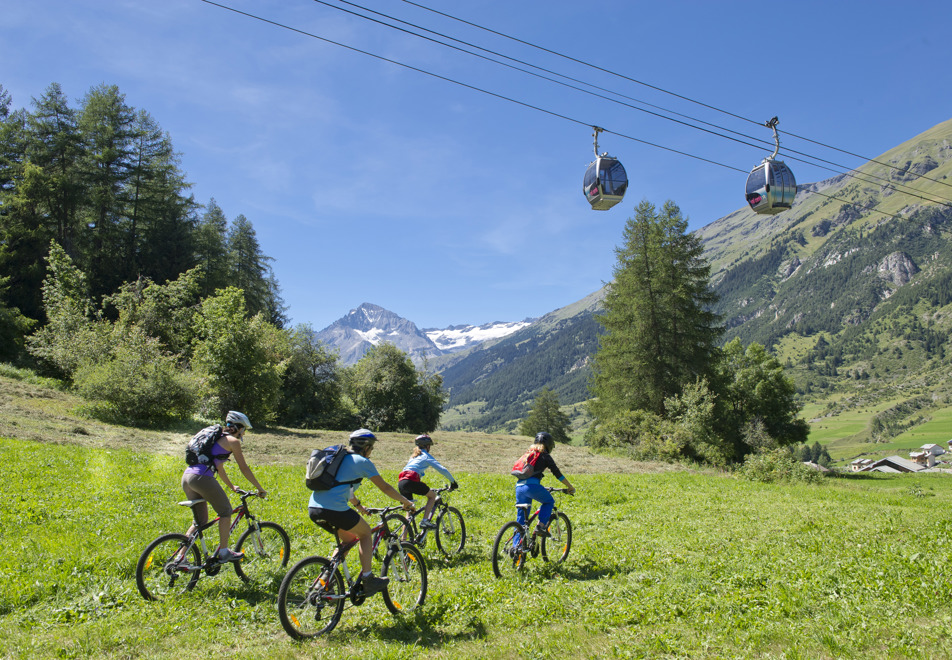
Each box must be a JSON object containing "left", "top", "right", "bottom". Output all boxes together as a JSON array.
[
  {"left": 518, "top": 387, "right": 571, "bottom": 443},
  {"left": 590, "top": 200, "right": 722, "bottom": 421}
]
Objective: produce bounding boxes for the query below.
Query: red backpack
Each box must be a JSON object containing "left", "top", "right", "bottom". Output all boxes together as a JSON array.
[{"left": 511, "top": 449, "right": 541, "bottom": 479}]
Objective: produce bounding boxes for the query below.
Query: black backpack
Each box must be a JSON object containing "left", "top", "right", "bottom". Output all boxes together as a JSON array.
[
  {"left": 306, "top": 445, "right": 362, "bottom": 491},
  {"left": 185, "top": 424, "right": 227, "bottom": 470}
]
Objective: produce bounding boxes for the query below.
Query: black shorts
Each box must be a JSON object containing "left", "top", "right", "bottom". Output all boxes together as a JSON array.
[
  {"left": 309, "top": 506, "right": 361, "bottom": 535},
  {"left": 398, "top": 479, "right": 431, "bottom": 499}
]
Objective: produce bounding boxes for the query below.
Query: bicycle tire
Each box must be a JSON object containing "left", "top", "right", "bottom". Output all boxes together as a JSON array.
[
  {"left": 381, "top": 542, "right": 427, "bottom": 614},
  {"left": 491, "top": 521, "right": 529, "bottom": 578},
  {"left": 434, "top": 506, "right": 466, "bottom": 557},
  {"left": 277, "top": 555, "right": 345, "bottom": 639},
  {"left": 135, "top": 533, "right": 201, "bottom": 601},
  {"left": 376, "top": 513, "right": 413, "bottom": 560},
  {"left": 233, "top": 520, "right": 291, "bottom": 583},
  {"left": 541, "top": 512, "right": 572, "bottom": 563}
]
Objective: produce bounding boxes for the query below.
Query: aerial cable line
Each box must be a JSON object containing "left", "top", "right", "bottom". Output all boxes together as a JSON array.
[
  {"left": 198, "top": 0, "right": 918, "bottom": 221},
  {"left": 399, "top": 0, "right": 952, "bottom": 194},
  {"left": 198, "top": 0, "right": 743, "bottom": 174},
  {"left": 314, "top": 0, "right": 952, "bottom": 209}
]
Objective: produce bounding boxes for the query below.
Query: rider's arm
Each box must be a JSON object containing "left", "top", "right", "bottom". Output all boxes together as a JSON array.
[
  {"left": 349, "top": 494, "right": 369, "bottom": 516},
  {"left": 368, "top": 475, "right": 415, "bottom": 511},
  {"left": 224, "top": 437, "right": 267, "bottom": 497}
]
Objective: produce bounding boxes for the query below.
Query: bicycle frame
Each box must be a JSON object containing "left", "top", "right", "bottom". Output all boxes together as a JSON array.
[
  {"left": 180, "top": 489, "right": 259, "bottom": 569},
  {"left": 402, "top": 485, "right": 451, "bottom": 542},
  {"left": 316, "top": 506, "right": 404, "bottom": 602}
]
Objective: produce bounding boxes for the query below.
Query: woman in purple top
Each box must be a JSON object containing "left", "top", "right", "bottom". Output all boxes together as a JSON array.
[{"left": 181, "top": 411, "right": 267, "bottom": 563}]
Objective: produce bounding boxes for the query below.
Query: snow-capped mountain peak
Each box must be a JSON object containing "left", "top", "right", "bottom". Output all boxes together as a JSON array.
[{"left": 315, "top": 303, "right": 534, "bottom": 365}]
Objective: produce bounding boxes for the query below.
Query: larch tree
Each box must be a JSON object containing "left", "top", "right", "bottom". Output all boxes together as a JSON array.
[
  {"left": 589, "top": 199, "right": 722, "bottom": 422},
  {"left": 518, "top": 387, "right": 572, "bottom": 443}
]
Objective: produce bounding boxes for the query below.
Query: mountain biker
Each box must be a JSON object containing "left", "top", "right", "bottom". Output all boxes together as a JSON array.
[
  {"left": 397, "top": 434, "right": 459, "bottom": 529},
  {"left": 514, "top": 431, "right": 575, "bottom": 541},
  {"left": 181, "top": 411, "right": 267, "bottom": 563},
  {"left": 308, "top": 429, "right": 416, "bottom": 596}
]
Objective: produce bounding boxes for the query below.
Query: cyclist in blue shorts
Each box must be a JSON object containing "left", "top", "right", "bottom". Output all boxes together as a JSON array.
[
  {"left": 514, "top": 432, "right": 575, "bottom": 542},
  {"left": 308, "top": 429, "right": 415, "bottom": 596}
]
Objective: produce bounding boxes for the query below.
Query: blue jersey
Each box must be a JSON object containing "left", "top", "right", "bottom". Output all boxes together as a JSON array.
[
  {"left": 308, "top": 453, "right": 380, "bottom": 511},
  {"left": 401, "top": 450, "right": 454, "bottom": 482}
]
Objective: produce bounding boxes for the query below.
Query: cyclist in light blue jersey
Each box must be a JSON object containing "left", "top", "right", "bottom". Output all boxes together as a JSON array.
[
  {"left": 308, "top": 429, "right": 415, "bottom": 596},
  {"left": 397, "top": 434, "right": 458, "bottom": 529}
]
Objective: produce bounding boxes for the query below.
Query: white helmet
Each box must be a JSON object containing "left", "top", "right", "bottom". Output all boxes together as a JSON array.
[{"left": 226, "top": 410, "right": 252, "bottom": 429}]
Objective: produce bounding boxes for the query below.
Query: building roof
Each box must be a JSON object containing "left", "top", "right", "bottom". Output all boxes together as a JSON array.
[{"left": 861, "top": 455, "right": 925, "bottom": 473}]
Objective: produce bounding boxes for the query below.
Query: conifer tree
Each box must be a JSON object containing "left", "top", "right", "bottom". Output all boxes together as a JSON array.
[
  {"left": 518, "top": 387, "right": 571, "bottom": 443},
  {"left": 590, "top": 200, "right": 722, "bottom": 421}
]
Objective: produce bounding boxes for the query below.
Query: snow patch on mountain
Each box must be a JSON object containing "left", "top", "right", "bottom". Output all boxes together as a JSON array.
[{"left": 425, "top": 321, "right": 534, "bottom": 352}]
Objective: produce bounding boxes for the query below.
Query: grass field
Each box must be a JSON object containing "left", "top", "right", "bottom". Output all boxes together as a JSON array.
[{"left": 4, "top": 374, "right": 952, "bottom": 658}]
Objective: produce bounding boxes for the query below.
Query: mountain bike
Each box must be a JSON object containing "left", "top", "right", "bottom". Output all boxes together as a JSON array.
[
  {"left": 135, "top": 488, "right": 290, "bottom": 601},
  {"left": 277, "top": 505, "right": 428, "bottom": 639},
  {"left": 491, "top": 487, "right": 573, "bottom": 578},
  {"left": 377, "top": 484, "right": 466, "bottom": 558}
]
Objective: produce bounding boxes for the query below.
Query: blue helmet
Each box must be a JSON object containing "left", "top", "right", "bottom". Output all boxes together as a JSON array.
[{"left": 349, "top": 428, "right": 377, "bottom": 450}]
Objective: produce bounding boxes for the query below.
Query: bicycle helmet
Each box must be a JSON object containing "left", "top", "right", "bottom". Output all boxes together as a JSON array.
[
  {"left": 535, "top": 431, "right": 555, "bottom": 452},
  {"left": 415, "top": 434, "right": 433, "bottom": 449},
  {"left": 349, "top": 428, "right": 377, "bottom": 450},
  {"left": 225, "top": 410, "right": 252, "bottom": 429}
]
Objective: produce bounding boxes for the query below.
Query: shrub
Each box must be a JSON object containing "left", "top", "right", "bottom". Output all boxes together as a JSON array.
[
  {"left": 738, "top": 448, "right": 823, "bottom": 484},
  {"left": 72, "top": 328, "right": 198, "bottom": 425}
]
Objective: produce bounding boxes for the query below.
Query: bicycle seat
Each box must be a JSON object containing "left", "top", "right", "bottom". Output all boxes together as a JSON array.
[
  {"left": 178, "top": 498, "right": 206, "bottom": 508},
  {"left": 515, "top": 503, "right": 531, "bottom": 511}
]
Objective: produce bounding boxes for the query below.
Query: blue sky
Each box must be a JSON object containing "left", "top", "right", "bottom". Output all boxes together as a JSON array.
[{"left": 3, "top": 0, "right": 951, "bottom": 331}]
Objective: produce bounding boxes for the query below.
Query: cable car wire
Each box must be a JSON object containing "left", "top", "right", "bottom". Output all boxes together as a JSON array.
[
  {"left": 315, "top": 0, "right": 952, "bottom": 209},
  {"left": 198, "top": 0, "right": 925, "bottom": 222},
  {"left": 398, "top": 0, "right": 952, "bottom": 194},
  {"left": 198, "top": 0, "right": 743, "bottom": 174}
]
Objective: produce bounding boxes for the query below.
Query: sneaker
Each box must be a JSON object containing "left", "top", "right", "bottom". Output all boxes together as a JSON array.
[
  {"left": 420, "top": 520, "right": 438, "bottom": 530},
  {"left": 216, "top": 547, "right": 244, "bottom": 563},
  {"left": 533, "top": 525, "right": 550, "bottom": 538},
  {"left": 360, "top": 574, "right": 390, "bottom": 597}
]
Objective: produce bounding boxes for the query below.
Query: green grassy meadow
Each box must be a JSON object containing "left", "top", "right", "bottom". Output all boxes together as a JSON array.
[{"left": 4, "top": 434, "right": 952, "bottom": 659}]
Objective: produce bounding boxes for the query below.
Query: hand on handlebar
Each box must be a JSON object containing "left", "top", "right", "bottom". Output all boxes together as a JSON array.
[
  {"left": 449, "top": 481, "right": 459, "bottom": 491},
  {"left": 402, "top": 500, "right": 416, "bottom": 512}
]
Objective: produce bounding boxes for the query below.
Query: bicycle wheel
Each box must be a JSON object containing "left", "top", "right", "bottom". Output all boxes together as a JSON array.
[
  {"left": 234, "top": 521, "right": 291, "bottom": 583},
  {"left": 381, "top": 542, "right": 427, "bottom": 615},
  {"left": 491, "top": 521, "right": 529, "bottom": 578},
  {"left": 434, "top": 506, "right": 466, "bottom": 557},
  {"left": 135, "top": 533, "right": 201, "bottom": 601},
  {"left": 376, "top": 514, "right": 413, "bottom": 560},
  {"left": 277, "top": 556, "right": 345, "bottom": 639},
  {"left": 541, "top": 512, "right": 572, "bottom": 563}
]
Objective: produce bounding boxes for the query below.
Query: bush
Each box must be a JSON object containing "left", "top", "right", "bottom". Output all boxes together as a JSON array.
[
  {"left": 738, "top": 448, "right": 823, "bottom": 484},
  {"left": 72, "top": 329, "right": 198, "bottom": 425}
]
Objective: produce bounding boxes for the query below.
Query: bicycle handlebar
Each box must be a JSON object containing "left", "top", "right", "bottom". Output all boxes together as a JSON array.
[
  {"left": 235, "top": 488, "right": 265, "bottom": 500},
  {"left": 547, "top": 487, "right": 573, "bottom": 494}
]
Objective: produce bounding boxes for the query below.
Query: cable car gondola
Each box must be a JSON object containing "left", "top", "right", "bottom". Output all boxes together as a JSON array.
[
  {"left": 583, "top": 127, "right": 628, "bottom": 210},
  {"left": 745, "top": 117, "right": 797, "bottom": 215}
]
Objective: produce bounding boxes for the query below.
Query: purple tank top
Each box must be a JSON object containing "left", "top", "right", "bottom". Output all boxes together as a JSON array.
[{"left": 183, "top": 439, "right": 231, "bottom": 478}]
